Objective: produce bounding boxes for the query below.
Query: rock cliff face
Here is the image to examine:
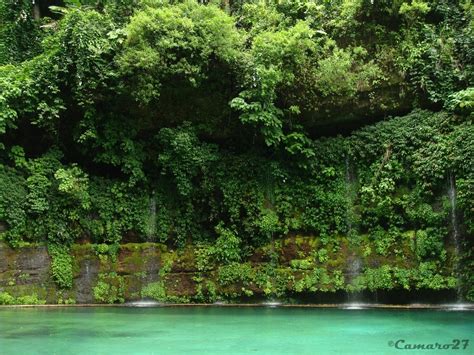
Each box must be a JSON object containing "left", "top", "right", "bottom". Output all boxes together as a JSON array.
[
  {"left": 0, "top": 244, "right": 53, "bottom": 299},
  {"left": 0, "top": 235, "right": 458, "bottom": 305}
]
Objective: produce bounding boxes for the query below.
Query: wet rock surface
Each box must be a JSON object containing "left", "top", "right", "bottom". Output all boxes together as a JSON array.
[{"left": 0, "top": 237, "right": 460, "bottom": 305}]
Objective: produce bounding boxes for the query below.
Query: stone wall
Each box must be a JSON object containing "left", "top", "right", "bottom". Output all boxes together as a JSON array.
[{"left": 0, "top": 235, "right": 459, "bottom": 304}]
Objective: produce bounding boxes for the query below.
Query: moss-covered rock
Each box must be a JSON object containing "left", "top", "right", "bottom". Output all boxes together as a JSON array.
[{"left": 0, "top": 235, "right": 461, "bottom": 304}]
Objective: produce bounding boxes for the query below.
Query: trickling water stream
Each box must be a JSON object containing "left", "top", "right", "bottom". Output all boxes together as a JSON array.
[
  {"left": 83, "top": 259, "right": 92, "bottom": 291},
  {"left": 147, "top": 191, "right": 157, "bottom": 241},
  {"left": 77, "top": 259, "right": 94, "bottom": 304},
  {"left": 85, "top": 261, "right": 90, "bottom": 280},
  {"left": 346, "top": 256, "right": 363, "bottom": 306},
  {"left": 345, "top": 155, "right": 354, "bottom": 234},
  {"left": 144, "top": 243, "right": 159, "bottom": 290},
  {"left": 344, "top": 155, "right": 363, "bottom": 306},
  {"left": 447, "top": 174, "right": 463, "bottom": 302},
  {"left": 142, "top": 191, "right": 159, "bottom": 295}
]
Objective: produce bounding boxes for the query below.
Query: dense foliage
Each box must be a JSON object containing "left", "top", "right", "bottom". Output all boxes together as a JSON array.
[{"left": 0, "top": 0, "right": 472, "bottom": 300}]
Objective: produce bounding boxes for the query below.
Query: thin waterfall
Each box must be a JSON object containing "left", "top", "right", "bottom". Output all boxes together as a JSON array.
[
  {"left": 447, "top": 173, "right": 462, "bottom": 302},
  {"left": 85, "top": 260, "right": 90, "bottom": 280},
  {"left": 143, "top": 191, "right": 158, "bottom": 297},
  {"left": 346, "top": 256, "right": 362, "bottom": 305},
  {"left": 146, "top": 190, "right": 157, "bottom": 242},
  {"left": 263, "top": 231, "right": 282, "bottom": 307},
  {"left": 143, "top": 244, "right": 158, "bottom": 298},
  {"left": 257, "top": 228, "right": 281, "bottom": 307},
  {"left": 262, "top": 172, "right": 281, "bottom": 306},
  {"left": 84, "top": 259, "right": 91, "bottom": 289},
  {"left": 345, "top": 155, "right": 353, "bottom": 234},
  {"left": 345, "top": 155, "right": 363, "bottom": 306},
  {"left": 81, "top": 258, "right": 93, "bottom": 303}
]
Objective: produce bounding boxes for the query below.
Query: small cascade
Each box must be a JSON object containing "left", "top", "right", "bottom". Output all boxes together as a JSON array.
[
  {"left": 345, "top": 155, "right": 354, "bottom": 234},
  {"left": 447, "top": 174, "right": 463, "bottom": 302},
  {"left": 346, "top": 256, "right": 363, "bottom": 306},
  {"left": 142, "top": 190, "right": 159, "bottom": 297},
  {"left": 347, "top": 258, "right": 361, "bottom": 287},
  {"left": 138, "top": 248, "right": 158, "bottom": 304},
  {"left": 145, "top": 243, "right": 158, "bottom": 286},
  {"left": 126, "top": 300, "right": 162, "bottom": 307},
  {"left": 266, "top": 236, "right": 280, "bottom": 305},
  {"left": 85, "top": 261, "right": 90, "bottom": 280},
  {"left": 442, "top": 303, "right": 473, "bottom": 311},
  {"left": 342, "top": 263, "right": 368, "bottom": 309},
  {"left": 262, "top": 300, "right": 282, "bottom": 308},
  {"left": 263, "top": 170, "right": 280, "bottom": 305},
  {"left": 146, "top": 190, "right": 157, "bottom": 241},
  {"left": 138, "top": 244, "right": 159, "bottom": 304},
  {"left": 84, "top": 259, "right": 91, "bottom": 287},
  {"left": 341, "top": 303, "right": 365, "bottom": 310},
  {"left": 77, "top": 259, "right": 94, "bottom": 303},
  {"left": 344, "top": 155, "right": 364, "bottom": 307},
  {"left": 448, "top": 174, "right": 461, "bottom": 258}
]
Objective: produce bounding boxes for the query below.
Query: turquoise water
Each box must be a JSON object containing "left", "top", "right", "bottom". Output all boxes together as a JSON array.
[{"left": 0, "top": 307, "right": 472, "bottom": 354}]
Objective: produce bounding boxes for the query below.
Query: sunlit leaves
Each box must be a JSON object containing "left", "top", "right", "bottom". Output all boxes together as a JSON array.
[{"left": 120, "top": 1, "right": 243, "bottom": 104}]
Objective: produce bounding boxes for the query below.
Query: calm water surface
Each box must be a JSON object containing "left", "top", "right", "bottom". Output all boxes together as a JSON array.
[{"left": 0, "top": 307, "right": 472, "bottom": 354}]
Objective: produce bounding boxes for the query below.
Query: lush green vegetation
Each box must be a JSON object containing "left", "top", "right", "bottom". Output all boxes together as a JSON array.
[
  {"left": 0, "top": 291, "right": 45, "bottom": 305},
  {"left": 0, "top": 0, "right": 472, "bottom": 302}
]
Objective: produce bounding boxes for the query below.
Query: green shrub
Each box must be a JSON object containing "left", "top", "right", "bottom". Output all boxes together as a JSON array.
[
  {"left": 93, "top": 272, "right": 125, "bottom": 304},
  {"left": 16, "top": 294, "right": 46, "bottom": 305},
  {"left": 290, "top": 259, "right": 313, "bottom": 270},
  {"left": 364, "top": 266, "right": 394, "bottom": 291},
  {"left": 0, "top": 292, "right": 15, "bottom": 305},
  {"left": 48, "top": 244, "right": 73, "bottom": 289},
  {"left": 217, "top": 263, "right": 254, "bottom": 286},
  {"left": 415, "top": 262, "right": 457, "bottom": 290},
  {"left": 315, "top": 249, "right": 329, "bottom": 263},
  {"left": 0, "top": 292, "right": 45, "bottom": 305},
  {"left": 412, "top": 229, "right": 445, "bottom": 260},
  {"left": 213, "top": 224, "right": 241, "bottom": 264},
  {"left": 141, "top": 281, "right": 189, "bottom": 303}
]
